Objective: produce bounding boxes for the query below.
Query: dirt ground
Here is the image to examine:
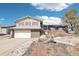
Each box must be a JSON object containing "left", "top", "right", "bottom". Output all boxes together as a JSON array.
[
  {"left": 23, "top": 40, "right": 79, "bottom": 56},
  {"left": 20, "top": 30, "right": 79, "bottom": 56}
]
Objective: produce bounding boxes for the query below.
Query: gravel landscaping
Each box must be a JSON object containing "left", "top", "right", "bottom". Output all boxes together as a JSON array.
[
  {"left": 23, "top": 35, "right": 79, "bottom": 56},
  {"left": 23, "top": 41, "right": 71, "bottom": 56}
]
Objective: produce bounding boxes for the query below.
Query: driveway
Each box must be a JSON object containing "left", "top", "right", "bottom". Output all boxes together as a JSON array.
[{"left": 0, "top": 38, "right": 38, "bottom": 56}]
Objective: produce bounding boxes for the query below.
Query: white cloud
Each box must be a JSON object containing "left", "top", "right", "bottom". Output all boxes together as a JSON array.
[
  {"left": 31, "top": 3, "right": 72, "bottom": 11},
  {"left": 36, "top": 16, "right": 61, "bottom": 25},
  {"left": 0, "top": 18, "right": 5, "bottom": 21}
]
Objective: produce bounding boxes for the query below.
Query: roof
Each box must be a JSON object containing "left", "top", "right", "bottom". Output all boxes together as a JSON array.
[
  {"left": 43, "top": 21, "right": 68, "bottom": 26},
  {"left": 0, "top": 24, "right": 16, "bottom": 28},
  {"left": 10, "top": 27, "right": 41, "bottom": 30},
  {"left": 0, "top": 24, "right": 9, "bottom": 28},
  {"left": 16, "top": 16, "right": 41, "bottom": 23}
]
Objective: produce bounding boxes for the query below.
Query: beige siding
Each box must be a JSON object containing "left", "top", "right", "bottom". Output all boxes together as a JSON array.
[
  {"left": 31, "top": 30, "right": 40, "bottom": 38},
  {"left": 14, "top": 29, "right": 30, "bottom": 33},
  {"left": 16, "top": 19, "right": 40, "bottom": 28}
]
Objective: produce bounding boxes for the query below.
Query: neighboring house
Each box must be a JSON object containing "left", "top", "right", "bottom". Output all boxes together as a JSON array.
[
  {"left": 42, "top": 19, "right": 67, "bottom": 31},
  {"left": 0, "top": 25, "right": 9, "bottom": 35},
  {"left": 42, "top": 24, "right": 67, "bottom": 31},
  {"left": 10, "top": 16, "right": 42, "bottom": 38}
]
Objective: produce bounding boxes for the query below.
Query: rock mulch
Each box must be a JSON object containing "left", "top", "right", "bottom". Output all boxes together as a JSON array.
[{"left": 66, "top": 43, "right": 79, "bottom": 56}]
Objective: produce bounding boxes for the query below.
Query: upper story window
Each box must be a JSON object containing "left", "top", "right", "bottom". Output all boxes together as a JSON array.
[
  {"left": 25, "top": 21, "right": 31, "bottom": 26},
  {"left": 19, "top": 22, "right": 24, "bottom": 26},
  {"left": 20, "top": 22, "right": 24, "bottom": 26},
  {"left": 16, "top": 22, "right": 24, "bottom": 27},
  {"left": 16, "top": 20, "right": 40, "bottom": 27},
  {"left": 32, "top": 21, "right": 38, "bottom": 26}
]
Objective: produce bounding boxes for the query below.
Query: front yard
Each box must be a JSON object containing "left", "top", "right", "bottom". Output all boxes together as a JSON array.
[
  {"left": 23, "top": 40, "right": 79, "bottom": 56},
  {"left": 0, "top": 32, "right": 79, "bottom": 56}
]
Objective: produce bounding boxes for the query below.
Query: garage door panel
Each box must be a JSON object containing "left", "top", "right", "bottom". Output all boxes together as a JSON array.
[{"left": 14, "top": 32, "right": 31, "bottom": 38}]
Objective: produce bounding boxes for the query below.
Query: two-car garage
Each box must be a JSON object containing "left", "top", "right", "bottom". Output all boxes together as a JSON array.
[
  {"left": 14, "top": 29, "right": 31, "bottom": 38},
  {"left": 12, "top": 29, "right": 40, "bottom": 38}
]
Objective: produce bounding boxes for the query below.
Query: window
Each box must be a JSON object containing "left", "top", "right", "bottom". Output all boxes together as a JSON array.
[
  {"left": 18, "top": 22, "right": 24, "bottom": 26},
  {"left": 32, "top": 21, "right": 38, "bottom": 26},
  {"left": 25, "top": 21, "right": 31, "bottom": 26}
]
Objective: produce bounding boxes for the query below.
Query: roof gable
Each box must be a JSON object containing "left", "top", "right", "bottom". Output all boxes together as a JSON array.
[{"left": 16, "top": 16, "right": 41, "bottom": 23}]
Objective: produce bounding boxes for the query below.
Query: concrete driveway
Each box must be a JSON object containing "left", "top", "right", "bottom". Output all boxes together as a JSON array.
[{"left": 0, "top": 38, "right": 38, "bottom": 56}]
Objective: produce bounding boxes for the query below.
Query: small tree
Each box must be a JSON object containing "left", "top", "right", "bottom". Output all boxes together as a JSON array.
[{"left": 62, "top": 8, "right": 79, "bottom": 35}]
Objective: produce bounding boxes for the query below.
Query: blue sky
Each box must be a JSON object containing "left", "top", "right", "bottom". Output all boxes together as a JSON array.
[{"left": 0, "top": 3, "right": 79, "bottom": 25}]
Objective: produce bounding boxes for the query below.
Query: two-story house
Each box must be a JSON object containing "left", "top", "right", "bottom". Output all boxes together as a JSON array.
[{"left": 10, "top": 16, "right": 42, "bottom": 38}]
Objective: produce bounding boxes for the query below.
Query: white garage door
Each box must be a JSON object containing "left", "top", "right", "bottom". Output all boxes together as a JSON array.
[{"left": 14, "top": 32, "right": 31, "bottom": 38}]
